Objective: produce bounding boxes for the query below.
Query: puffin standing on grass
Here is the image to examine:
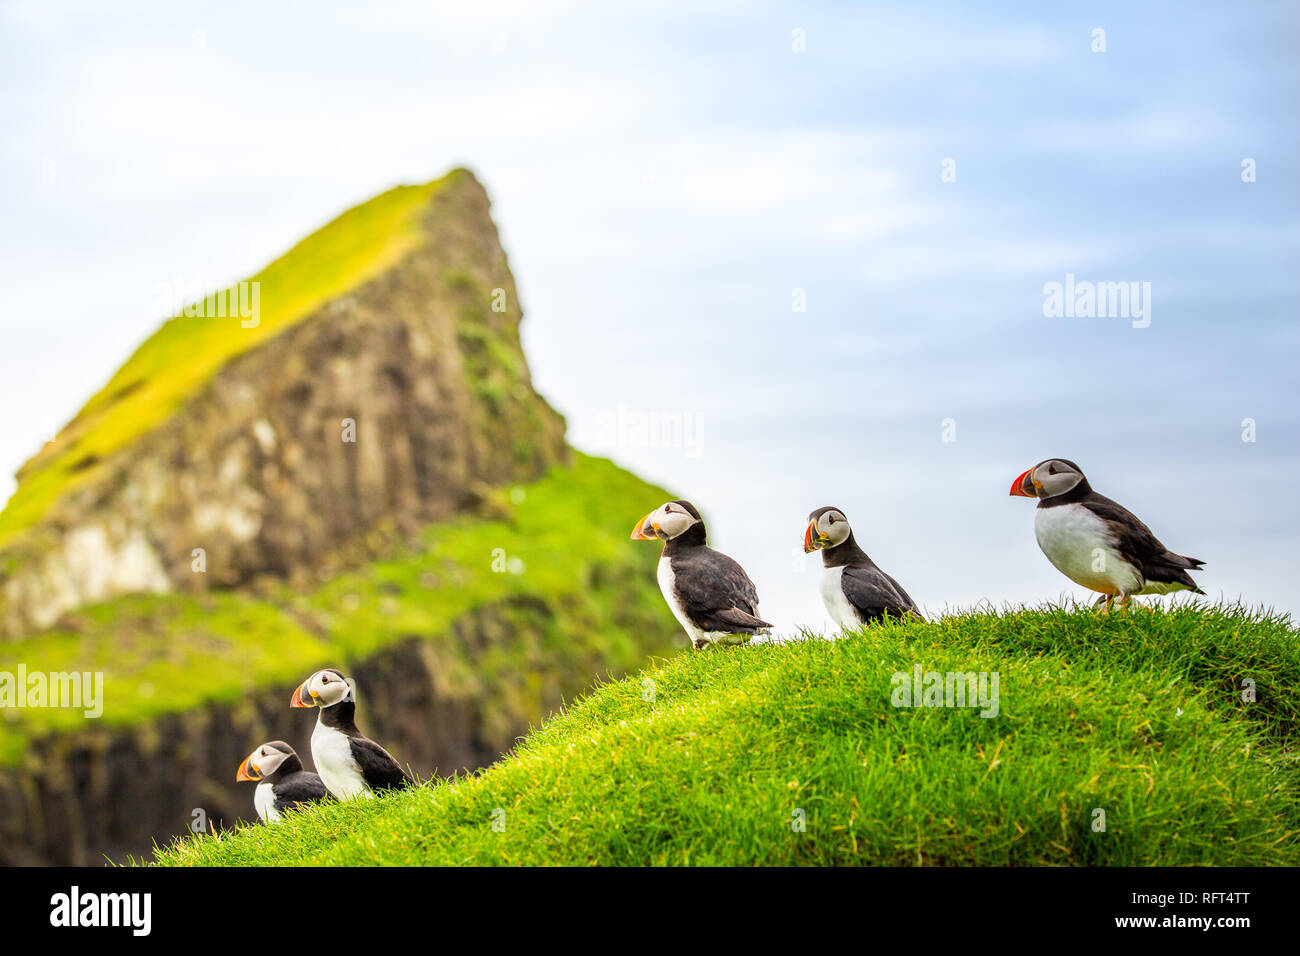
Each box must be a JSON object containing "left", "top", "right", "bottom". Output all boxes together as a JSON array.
[
  {"left": 803, "top": 506, "right": 922, "bottom": 629},
  {"left": 1010, "top": 458, "right": 1205, "bottom": 609},
  {"left": 235, "top": 740, "right": 329, "bottom": 824},
  {"left": 290, "top": 668, "right": 412, "bottom": 799},
  {"left": 631, "top": 500, "right": 772, "bottom": 649}
]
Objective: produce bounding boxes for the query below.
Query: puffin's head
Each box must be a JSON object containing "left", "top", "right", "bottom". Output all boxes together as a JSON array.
[
  {"left": 804, "top": 506, "right": 851, "bottom": 552},
  {"left": 290, "top": 668, "right": 353, "bottom": 709},
  {"left": 630, "top": 500, "right": 703, "bottom": 542},
  {"left": 236, "top": 740, "right": 297, "bottom": 783},
  {"left": 1010, "top": 458, "right": 1086, "bottom": 500}
]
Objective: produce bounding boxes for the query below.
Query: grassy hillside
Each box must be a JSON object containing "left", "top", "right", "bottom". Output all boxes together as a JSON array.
[
  {"left": 152, "top": 603, "right": 1299, "bottom": 866},
  {"left": 0, "top": 171, "right": 456, "bottom": 549},
  {"left": 0, "top": 453, "right": 677, "bottom": 765}
]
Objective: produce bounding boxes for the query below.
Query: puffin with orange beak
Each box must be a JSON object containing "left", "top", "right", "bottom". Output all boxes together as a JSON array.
[
  {"left": 631, "top": 500, "right": 771, "bottom": 649},
  {"left": 291, "top": 668, "right": 412, "bottom": 800},
  {"left": 803, "top": 506, "right": 921, "bottom": 630},
  {"left": 236, "top": 740, "right": 328, "bottom": 824},
  {"left": 1010, "top": 458, "right": 1205, "bottom": 610}
]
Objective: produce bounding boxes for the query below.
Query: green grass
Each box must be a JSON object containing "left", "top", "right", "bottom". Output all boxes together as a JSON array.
[
  {"left": 150, "top": 603, "right": 1300, "bottom": 867},
  {"left": 0, "top": 453, "right": 677, "bottom": 765},
  {"left": 0, "top": 171, "right": 460, "bottom": 549}
]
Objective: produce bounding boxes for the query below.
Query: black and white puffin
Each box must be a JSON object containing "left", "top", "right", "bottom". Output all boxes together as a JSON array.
[
  {"left": 803, "top": 506, "right": 922, "bottom": 629},
  {"left": 631, "top": 500, "right": 772, "bottom": 649},
  {"left": 235, "top": 740, "right": 329, "bottom": 824},
  {"left": 290, "top": 668, "right": 412, "bottom": 800},
  {"left": 1010, "top": 458, "right": 1205, "bottom": 609}
]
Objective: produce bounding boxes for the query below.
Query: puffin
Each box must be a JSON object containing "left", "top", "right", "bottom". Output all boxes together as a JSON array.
[
  {"left": 290, "top": 668, "right": 412, "bottom": 799},
  {"left": 1010, "top": 458, "right": 1205, "bottom": 609},
  {"left": 236, "top": 740, "right": 328, "bottom": 823},
  {"left": 631, "top": 500, "right": 772, "bottom": 649},
  {"left": 803, "top": 506, "right": 922, "bottom": 629}
]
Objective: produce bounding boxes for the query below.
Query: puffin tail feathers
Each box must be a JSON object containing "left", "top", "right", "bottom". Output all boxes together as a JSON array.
[{"left": 715, "top": 607, "right": 773, "bottom": 634}]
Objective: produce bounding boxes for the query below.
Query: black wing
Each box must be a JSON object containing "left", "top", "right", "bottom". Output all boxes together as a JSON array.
[
  {"left": 274, "top": 771, "right": 330, "bottom": 812},
  {"left": 349, "top": 736, "right": 413, "bottom": 792},
  {"left": 841, "top": 565, "right": 923, "bottom": 624},
  {"left": 1081, "top": 493, "right": 1205, "bottom": 591},
  {"left": 672, "top": 547, "right": 772, "bottom": 633}
]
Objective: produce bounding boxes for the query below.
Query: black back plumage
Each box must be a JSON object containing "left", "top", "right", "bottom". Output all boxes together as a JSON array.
[
  {"left": 839, "top": 564, "right": 921, "bottom": 623},
  {"left": 270, "top": 769, "right": 330, "bottom": 812},
  {"left": 668, "top": 546, "right": 771, "bottom": 633}
]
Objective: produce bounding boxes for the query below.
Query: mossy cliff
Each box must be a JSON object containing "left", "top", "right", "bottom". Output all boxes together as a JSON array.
[
  {"left": 0, "top": 169, "right": 565, "bottom": 636},
  {"left": 0, "top": 172, "right": 680, "bottom": 864}
]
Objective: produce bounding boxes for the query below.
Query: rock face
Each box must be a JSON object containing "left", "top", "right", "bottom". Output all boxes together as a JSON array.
[
  {"left": 0, "top": 170, "right": 566, "bottom": 638},
  {"left": 0, "top": 169, "right": 680, "bottom": 866},
  {"left": 0, "top": 588, "right": 665, "bottom": 865}
]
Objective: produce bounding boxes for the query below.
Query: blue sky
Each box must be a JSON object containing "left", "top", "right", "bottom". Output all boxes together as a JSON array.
[{"left": 1, "top": 0, "right": 1297, "bottom": 631}]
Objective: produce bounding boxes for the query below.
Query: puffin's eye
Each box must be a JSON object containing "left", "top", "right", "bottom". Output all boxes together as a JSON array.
[
  {"left": 321, "top": 675, "right": 330, "bottom": 683},
  {"left": 827, "top": 515, "right": 836, "bottom": 524},
  {"left": 1048, "top": 465, "right": 1057, "bottom": 475}
]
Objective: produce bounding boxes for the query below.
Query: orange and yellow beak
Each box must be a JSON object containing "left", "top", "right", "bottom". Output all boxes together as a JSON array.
[
  {"left": 236, "top": 755, "right": 259, "bottom": 782},
  {"left": 803, "top": 520, "right": 826, "bottom": 553},
  {"left": 290, "top": 681, "right": 312, "bottom": 708},
  {"left": 1010, "top": 468, "right": 1036, "bottom": 498},
  {"left": 630, "top": 511, "right": 657, "bottom": 541}
]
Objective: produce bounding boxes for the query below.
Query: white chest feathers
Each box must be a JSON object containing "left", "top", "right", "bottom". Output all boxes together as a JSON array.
[
  {"left": 1034, "top": 503, "right": 1141, "bottom": 596},
  {"left": 657, "top": 555, "right": 703, "bottom": 643},
  {"left": 820, "top": 566, "right": 860, "bottom": 631},
  {"left": 311, "top": 720, "right": 374, "bottom": 801},
  {"left": 253, "top": 782, "right": 280, "bottom": 824}
]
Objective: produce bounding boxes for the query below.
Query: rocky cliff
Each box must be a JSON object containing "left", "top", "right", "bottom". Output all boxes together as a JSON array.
[
  {"left": 0, "top": 170, "right": 680, "bottom": 864},
  {"left": 0, "top": 168, "right": 565, "bottom": 637}
]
